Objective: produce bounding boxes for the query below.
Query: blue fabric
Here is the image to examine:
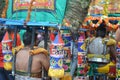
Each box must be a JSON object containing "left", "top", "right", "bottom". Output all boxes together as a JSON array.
[
  {"left": 0, "top": 68, "right": 14, "bottom": 80},
  {"left": 70, "top": 41, "right": 78, "bottom": 77}
]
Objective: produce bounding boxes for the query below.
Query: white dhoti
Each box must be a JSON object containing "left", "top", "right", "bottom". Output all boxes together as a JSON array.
[{"left": 15, "top": 75, "right": 42, "bottom": 80}]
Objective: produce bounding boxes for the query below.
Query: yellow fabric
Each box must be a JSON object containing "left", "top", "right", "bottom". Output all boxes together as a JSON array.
[
  {"left": 48, "top": 68, "right": 64, "bottom": 78},
  {"left": 87, "top": 54, "right": 110, "bottom": 60},
  {"left": 60, "top": 74, "right": 72, "bottom": 80},
  {"left": 97, "top": 62, "right": 115, "bottom": 73},
  {"left": 116, "top": 70, "right": 120, "bottom": 77},
  {"left": 12, "top": 45, "right": 24, "bottom": 55},
  {"left": 30, "top": 48, "right": 48, "bottom": 55},
  {"left": 81, "top": 37, "right": 95, "bottom": 51},
  {"left": 4, "top": 62, "right": 12, "bottom": 70},
  {"left": 12, "top": 45, "right": 48, "bottom": 55},
  {"left": 82, "top": 38, "right": 116, "bottom": 51},
  {"left": 106, "top": 38, "right": 116, "bottom": 46},
  {"left": 4, "top": 45, "right": 23, "bottom": 70}
]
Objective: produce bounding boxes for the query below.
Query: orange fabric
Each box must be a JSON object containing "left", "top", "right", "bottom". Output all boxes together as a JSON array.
[
  {"left": 2, "top": 32, "right": 10, "bottom": 41},
  {"left": 0, "top": 43, "right": 3, "bottom": 68},
  {"left": 10, "top": 33, "right": 21, "bottom": 46}
]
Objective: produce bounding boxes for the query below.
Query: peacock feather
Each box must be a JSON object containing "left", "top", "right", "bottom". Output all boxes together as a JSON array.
[{"left": 64, "top": 0, "right": 91, "bottom": 30}]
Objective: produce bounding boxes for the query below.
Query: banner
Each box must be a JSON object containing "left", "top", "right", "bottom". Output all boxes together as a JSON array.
[
  {"left": 7, "top": 0, "right": 67, "bottom": 23},
  {"left": 13, "top": 0, "right": 55, "bottom": 12}
]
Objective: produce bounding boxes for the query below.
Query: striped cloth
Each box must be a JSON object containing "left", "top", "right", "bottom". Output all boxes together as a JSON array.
[{"left": 15, "top": 75, "right": 42, "bottom": 80}]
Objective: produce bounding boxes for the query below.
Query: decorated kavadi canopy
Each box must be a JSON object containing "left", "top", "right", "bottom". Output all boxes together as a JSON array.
[
  {"left": 88, "top": 0, "right": 120, "bottom": 16},
  {"left": 7, "top": 0, "right": 67, "bottom": 24},
  {"left": 81, "top": 0, "right": 120, "bottom": 30}
]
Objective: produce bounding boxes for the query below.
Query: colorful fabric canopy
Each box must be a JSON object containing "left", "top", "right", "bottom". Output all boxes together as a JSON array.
[{"left": 7, "top": 0, "right": 67, "bottom": 24}]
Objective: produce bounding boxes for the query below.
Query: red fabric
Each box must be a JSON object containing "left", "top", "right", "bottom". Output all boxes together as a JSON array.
[
  {"left": 0, "top": 43, "right": 3, "bottom": 68},
  {"left": 11, "top": 33, "right": 21, "bottom": 46},
  {"left": 50, "top": 33, "right": 55, "bottom": 41}
]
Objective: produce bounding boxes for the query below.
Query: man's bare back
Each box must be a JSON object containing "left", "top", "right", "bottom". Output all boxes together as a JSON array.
[{"left": 16, "top": 47, "right": 49, "bottom": 77}]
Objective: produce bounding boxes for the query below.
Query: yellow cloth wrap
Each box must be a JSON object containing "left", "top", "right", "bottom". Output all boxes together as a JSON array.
[
  {"left": 106, "top": 38, "right": 116, "bottom": 46},
  {"left": 81, "top": 37, "right": 95, "bottom": 51},
  {"left": 97, "top": 62, "right": 115, "bottom": 73},
  {"left": 87, "top": 54, "right": 110, "bottom": 60},
  {"left": 117, "top": 70, "right": 120, "bottom": 77},
  {"left": 4, "top": 62, "right": 12, "bottom": 70},
  {"left": 60, "top": 74, "right": 72, "bottom": 80},
  {"left": 48, "top": 68, "right": 64, "bottom": 78},
  {"left": 30, "top": 48, "right": 48, "bottom": 55},
  {"left": 12, "top": 45, "right": 24, "bottom": 54}
]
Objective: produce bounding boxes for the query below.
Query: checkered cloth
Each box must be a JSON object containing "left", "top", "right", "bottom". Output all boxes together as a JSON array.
[{"left": 15, "top": 75, "right": 42, "bottom": 80}]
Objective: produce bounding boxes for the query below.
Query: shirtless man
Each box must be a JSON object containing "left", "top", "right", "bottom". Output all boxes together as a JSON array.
[
  {"left": 85, "top": 23, "right": 116, "bottom": 80},
  {"left": 15, "top": 31, "right": 50, "bottom": 80}
]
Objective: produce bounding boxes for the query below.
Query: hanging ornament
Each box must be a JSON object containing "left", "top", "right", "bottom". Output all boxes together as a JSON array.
[
  {"left": 48, "top": 32, "right": 65, "bottom": 78},
  {"left": 2, "top": 31, "right": 13, "bottom": 70},
  {"left": 77, "top": 32, "right": 87, "bottom": 77}
]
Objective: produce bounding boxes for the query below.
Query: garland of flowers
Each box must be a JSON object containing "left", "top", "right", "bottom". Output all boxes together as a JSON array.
[
  {"left": 26, "top": 0, "right": 35, "bottom": 22},
  {"left": 1, "top": 0, "right": 8, "bottom": 18},
  {"left": 83, "top": 16, "right": 120, "bottom": 30}
]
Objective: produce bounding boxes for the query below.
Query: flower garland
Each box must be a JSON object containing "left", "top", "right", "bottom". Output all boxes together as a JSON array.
[
  {"left": 1, "top": 0, "right": 8, "bottom": 18},
  {"left": 89, "top": 18, "right": 102, "bottom": 28},
  {"left": 83, "top": 16, "right": 120, "bottom": 30},
  {"left": 26, "top": 0, "right": 35, "bottom": 22},
  {"left": 104, "top": 17, "right": 120, "bottom": 30}
]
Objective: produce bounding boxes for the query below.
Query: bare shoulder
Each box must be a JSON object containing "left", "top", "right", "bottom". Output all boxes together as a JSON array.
[{"left": 34, "top": 53, "right": 49, "bottom": 60}]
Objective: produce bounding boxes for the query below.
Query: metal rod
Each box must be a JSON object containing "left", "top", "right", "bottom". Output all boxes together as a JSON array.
[
  {"left": 12, "top": 26, "right": 18, "bottom": 80},
  {"left": 42, "top": 27, "right": 48, "bottom": 80},
  {"left": 27, "top": 27, "right": 35, "bottom": 77}
]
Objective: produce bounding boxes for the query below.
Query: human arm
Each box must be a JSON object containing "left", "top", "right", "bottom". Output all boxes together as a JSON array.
[
  {"left": 109, "top": 45, "right": 116, "bottom": 63},
  {"left": 39, "top": 53, "right": 50, "bottom": 71}
]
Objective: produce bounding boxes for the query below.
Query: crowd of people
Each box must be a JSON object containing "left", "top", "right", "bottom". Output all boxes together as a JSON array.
[{"left": 0, "top": 22, "right": 120, "bottom": 80}]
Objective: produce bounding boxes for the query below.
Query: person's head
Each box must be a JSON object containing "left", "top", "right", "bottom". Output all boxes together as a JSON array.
[
  {"left": 96, "top": 21, "right": 106, "bottom": 38},
  {"left": 0, "top": 28, "right": 6, "bottom": 42},
  {"left": 23, "top": 31, "right": 32, "bottom": 46}
]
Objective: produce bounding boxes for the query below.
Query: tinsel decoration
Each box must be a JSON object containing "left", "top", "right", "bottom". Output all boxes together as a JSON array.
[
  {"left": 1, "top": 0, "right": 8, "bottom": 18},
  {"left": 26, "top": 0, "right": 35, "bottom": 22},
  {"left": 102, "top": 0, "right": 109, "bottom": 16}
]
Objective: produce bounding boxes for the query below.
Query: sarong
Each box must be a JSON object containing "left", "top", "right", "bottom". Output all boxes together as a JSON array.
[{"left": 15, "top": 75, "right": 42, "bottom": 80}]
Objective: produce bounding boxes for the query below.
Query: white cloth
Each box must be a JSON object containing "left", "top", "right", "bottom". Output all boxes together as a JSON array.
[{"left": 15, "top": 75, "right": 42, "bottom": 80}]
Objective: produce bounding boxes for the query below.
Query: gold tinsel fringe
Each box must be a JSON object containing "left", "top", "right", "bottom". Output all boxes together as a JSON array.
[
  {"left": 1, "top": 0, "right": 8, "bottom": 18},
  {"left": 26, "top": 0, "right": 35, "bottom": 22}
]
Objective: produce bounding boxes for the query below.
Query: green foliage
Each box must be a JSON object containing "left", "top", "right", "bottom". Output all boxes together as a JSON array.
[
  {"left": 0, "top": 0, "right": 5, "bottom": 17},
  {"left": 64, "top": 0, "right": 91, "bottom": 30}
]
